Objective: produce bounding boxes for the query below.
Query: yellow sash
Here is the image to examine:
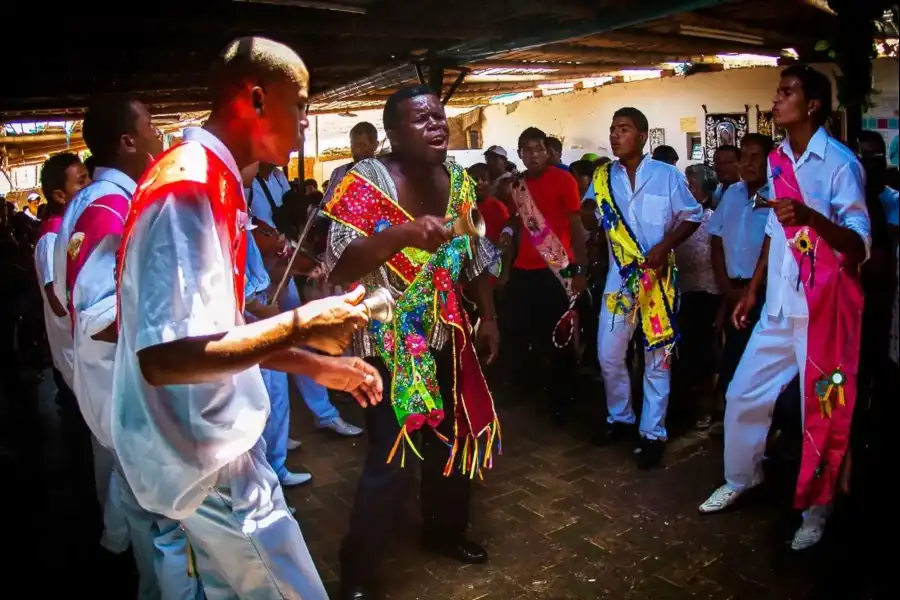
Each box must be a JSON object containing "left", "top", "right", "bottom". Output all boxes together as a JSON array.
[{"left": 591, "top": 163, "right": 678, "bottom": 351}]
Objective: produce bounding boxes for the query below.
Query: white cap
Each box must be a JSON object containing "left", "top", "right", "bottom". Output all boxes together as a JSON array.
[
  {"left": 484, "top": 145, "right": 508, "bottom": 159},
  {"left": 27, "top": 192, "right": 41, "bottom": 201}
]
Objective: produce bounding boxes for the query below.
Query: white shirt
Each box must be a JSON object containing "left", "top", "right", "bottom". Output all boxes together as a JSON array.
[
  {"left": 707, "top": 181, "right": 771, "bottom": 279},
  {"left": 764, "top": 127, "right": 870, "bottom": 319},
  {"left": 53, "top": 168, "right": 137, "bottom": 448},
  {"left": 112, "top": 127, "right": 270, "bottom": 520},
  {"left": 34, "top": 230, "right": 74, "bottom": 387},
  {"left": 585, "top": 155, "right": 703, "bottom": 294},
  {"left": 246, "top": 167, "right": 291, "bottom": 229}
]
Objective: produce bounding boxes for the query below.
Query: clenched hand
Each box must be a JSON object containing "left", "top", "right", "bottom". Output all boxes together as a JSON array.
[{"left": 294, "top": 286, "right": 369, "bottom": 355}]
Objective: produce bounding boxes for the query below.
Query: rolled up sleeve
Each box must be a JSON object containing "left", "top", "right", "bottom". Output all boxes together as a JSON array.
[
  {"left": 670, "top": 169, "right": 703, "bottom": 224},
  {"left": 831, "top": 160, "right": 871, "bottom": 261}
]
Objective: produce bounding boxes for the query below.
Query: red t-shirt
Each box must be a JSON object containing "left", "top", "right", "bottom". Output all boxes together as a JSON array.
[
  {"left": 478, "top": 196, "right": 510, "bottom": 245},
  {"left": 514, "top": 167, "right": 581, "bottom": 270}
]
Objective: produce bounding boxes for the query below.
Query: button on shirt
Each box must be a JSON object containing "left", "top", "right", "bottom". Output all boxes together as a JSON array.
[
  {"left": 584, "top": 156, "right": 703, "bottom": 294},
  {"left": 247, "top": 168, "right": 291, "bottom": 229},
  {"left": 764, "top": 127, "right": 870, "bottom": 319},
  {"left": 707, "top": 181, "right": 771, "bottom": 279}
]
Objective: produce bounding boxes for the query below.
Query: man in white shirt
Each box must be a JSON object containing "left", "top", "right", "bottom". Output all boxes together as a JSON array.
[
  {"left": 35, "top": 153, "right": 89, "bottom": 406},
  {"left": 700, "top": 66, "right": 870, "bottom": 552},
  {"left": 113, "top": 37, "right": 382, "bottom": 598},
  {"left": 58, "top": 95, "right": 202, "bottom": 599},
  {"left": 323, "top": 121, "right": 379, "bottom": 205},
  {"left": 708, "top": 133, "right": 775, "bottom": 396},
  {"left": 586, "top": 107, "right": 703, "bottom": 469},
  {"left": 248, "top": 163, "right": 365, "bottom": 439}
]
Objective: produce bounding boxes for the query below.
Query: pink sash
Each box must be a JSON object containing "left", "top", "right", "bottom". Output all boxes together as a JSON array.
[
  {"left": 65, "top": 194, "right": 130, "bottom": 332},
  {"left": 769, "top": 148, "right": 864, "bottom": 508},
  {"left": 39, "top": 215, "right": 62, "bottom": 239}
]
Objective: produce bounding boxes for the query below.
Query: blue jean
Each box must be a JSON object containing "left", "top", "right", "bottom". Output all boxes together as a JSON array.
[
  {"left": 280, "top": 279, "right": 339, "bottom": 424},
  {"left": 260, "top": 367, "right": 290, "bottom": 480},
  {"left": 182, "top": 441, "right": 327, "bottom": 600}
]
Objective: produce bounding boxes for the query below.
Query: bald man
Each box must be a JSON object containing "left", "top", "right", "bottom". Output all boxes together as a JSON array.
[{"left": 111, "top": 37, "right": 383, "bottom": 599}]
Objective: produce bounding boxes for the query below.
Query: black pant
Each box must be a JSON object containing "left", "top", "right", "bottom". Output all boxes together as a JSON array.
[
  {"left": 500, "top": 267, "right": 576, "bottom": 407},
  {"left": 718, "top": 285, "right": 765, "bottom": 397},
  {"left": 340, "top": 350, "right": 471, "bottom": 585}
]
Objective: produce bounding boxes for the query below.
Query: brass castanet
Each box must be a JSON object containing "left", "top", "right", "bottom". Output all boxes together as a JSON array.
[
  {"left": 362, "top": 287, "right": 395, "bottom": 323},
  {"left": 451, "top": 207, "right": 487, "bottom": 238}
]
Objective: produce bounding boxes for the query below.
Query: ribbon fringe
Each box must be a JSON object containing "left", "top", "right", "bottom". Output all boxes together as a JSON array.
[{"left": 386, "top": 418, "right": 503, "bottom": 481}]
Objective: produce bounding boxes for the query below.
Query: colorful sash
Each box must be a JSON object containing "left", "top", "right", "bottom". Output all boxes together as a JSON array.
[
  {"left": 769, "top": 149, "right": 864, "bottom": 509},
  {"left": 65, "top": 193, "right": 130, "bottom": 332},
  {"left": 117, "top": 142, "right": 248, "bottom": 329},
  {"left": 323, "top": 162, "right": 500, "bottom": 478},
  {"left": 591, "top": 162, "right": 678, "bottom": 352}
]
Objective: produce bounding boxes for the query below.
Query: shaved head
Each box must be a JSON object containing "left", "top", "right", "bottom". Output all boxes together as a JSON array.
[
  {"left": 210, "top": 36, "right": 309, "bottom": 108},
  {"left": 207, "top": 36, "right": 311, "bottom": 167}
]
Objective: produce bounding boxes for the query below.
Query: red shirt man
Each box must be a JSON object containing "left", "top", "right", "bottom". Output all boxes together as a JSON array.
[{"left": 514, "top": 163, "right": 582, "bottom": 269}]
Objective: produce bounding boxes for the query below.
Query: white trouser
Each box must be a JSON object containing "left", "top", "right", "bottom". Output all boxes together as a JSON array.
[
  {"left": 182, "top": 440, "right": 327, "bottom": 600},
  {"left": 597, "top": 300, "right": 671, "bottom": 440},
  {"left": 724, "top": 311, "right": 807, "bottom": 491},
  {"left": 90, "top": 435, "right": 129, "bottom": 553}
]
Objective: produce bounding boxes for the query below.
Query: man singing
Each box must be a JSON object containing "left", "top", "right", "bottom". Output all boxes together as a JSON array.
[
  {"left": 323, "top": 85, "right": 501, "bottom": 600},
  {"left": 700, "top": 65, "right": 870, "bottom": 553}
]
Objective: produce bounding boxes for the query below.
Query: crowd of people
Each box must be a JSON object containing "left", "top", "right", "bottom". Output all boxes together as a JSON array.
[{"left": 2, "top": 34, "right": 896, "bottom": 600}]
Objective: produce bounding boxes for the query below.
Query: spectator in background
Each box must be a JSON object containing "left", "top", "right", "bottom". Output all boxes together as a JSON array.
[
  {"left": 483, "top": 145, "right": 509, "bottom": 182},
  {"left": 467, "top": 162, "right": 509, "bottom": 246},
  {"left": 546, "top": 136, "right": 568, "bottom": 170},
  {"left": 303, "top": 178, "right": 318, "bottom": 195},
  {"left": 712, "top": 145, "right": 741, "bottom": 208},
  {"left": 569, "top": 159, "right": 597, "bottom": 200},
  {"left": 674, "top": 164, "right": 721, "bottom": 429},
  {"left": 651, "top": 145, "right": 679, "bottom": 166},
  {"left": 323, "top": 121, "right": 379, "bottom": 204}
]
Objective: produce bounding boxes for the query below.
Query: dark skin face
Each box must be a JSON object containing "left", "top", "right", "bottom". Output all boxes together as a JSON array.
[
  {"left": 118, "top": 101, "right": 164, "bottom": 179},
  {"left": 609, "top": 116, "right": 646, "bottom": 161},
  {"left": 772, "top": 74, "right": 820, "bottom": 130},
  {"left": 387, "top": 95, "right": 449, "bottom": 166},
  {"left": 518, "top": 139, "right": 549, "bottom": 174},
  {"left": 485, "top": 152, "right": 506, "bottom": 179},
  {"left": 714, "top": 149, "right": 740, "bottom": 186},
  {"left": 350, "top": 131, "right": 378, "bottom": 162},
  {"left": 470, "top": 169, "right": 491, "bottom": 201},
  {"left": 686, "top": 172, "right": 708, "bottom": 206},
  {"left": 50, "top": 162, "right": 91, "bottom": 209},
  {"left": 252, "top": 71, "right": 310, "bottom": 167},
  {"left": 739, "top": 142, "right": 768, "bottom": 190}
]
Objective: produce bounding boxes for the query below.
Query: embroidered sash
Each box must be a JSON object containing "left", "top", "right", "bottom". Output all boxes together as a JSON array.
[
  {"left": 769, "top": 149, "right": 864, "bottom": 509},
  {"left": 591, "top": 162, "right": 678, "bottom": 352},
  {"left": 117, "top": 142, "right": 248, "bottom": 329},
  {"left": 65, "top": 193, "right": 130, "bottom": 332},
  {"left": 323, "top": 162, "right": 500, "bottom": 477},
  {"left": 509, "top": 177, "right": 575, "bottom": 299}
]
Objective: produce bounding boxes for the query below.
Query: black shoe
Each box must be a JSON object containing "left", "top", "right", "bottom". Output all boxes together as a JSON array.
[
  {"left": 634, "top": 437, "right": 665, "bottom": 470},
  {"left": 339, "top": 582, "right": 376, "bottom": 600},
  {"left": 423, "top": 538, "right": 489, "bottom": 564},
  {"left": 592, "top": 421, "right": 634, "bottom": 446}
]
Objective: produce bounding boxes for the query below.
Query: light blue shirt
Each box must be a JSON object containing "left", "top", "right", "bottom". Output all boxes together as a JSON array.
[
  {"left": 764, "top": 127, "right": 870, "bottom": 319},
  {"left": 246, "top": 168, "right": 291, "bottom": 229},
  {"left": 584, "top": 155, "right": 703, "bottom": 293},
  {"left": 244, "top": 230, "right": 271, "bottom": 305},
  {"left": 880, "top": 186, "right": 899, "bottom": 227},
  {"left": 707, "top": 181, "right": 770, "bottom": 279}
]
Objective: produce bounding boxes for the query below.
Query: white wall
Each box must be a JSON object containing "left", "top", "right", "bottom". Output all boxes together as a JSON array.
[{"left": 477, "top": 60, "right": 899, "bottom": 172}]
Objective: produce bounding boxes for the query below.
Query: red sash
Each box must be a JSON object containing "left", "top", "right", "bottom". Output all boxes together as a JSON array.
[
  {"left": 65, "top": 194, "right": 130, "bottom": 332},
  {"left": 117, "top": 142, "right": 247, "bottom": 332},
  {"left": 769, "top": 148, "right": 864, "bottom": 508}
]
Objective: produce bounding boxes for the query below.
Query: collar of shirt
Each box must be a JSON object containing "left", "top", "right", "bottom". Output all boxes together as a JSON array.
[
  {"left": 778, "top": 126, "right": 829, "bottom": 167},
  {"left": 92, "top": 167, "right": 137, "bottom": 197},
  {"left": 182, "top": 127, "right": 242, "bottom": 185}
]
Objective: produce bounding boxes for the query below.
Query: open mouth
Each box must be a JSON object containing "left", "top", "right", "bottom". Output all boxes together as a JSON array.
[{"left": 427, "top": 135, "right": 448, "bottom": 148}]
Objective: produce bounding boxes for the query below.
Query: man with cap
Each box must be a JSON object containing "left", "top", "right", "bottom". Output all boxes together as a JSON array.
[{"left": 484, "top": 145, "right": 509, "bottom": 183}]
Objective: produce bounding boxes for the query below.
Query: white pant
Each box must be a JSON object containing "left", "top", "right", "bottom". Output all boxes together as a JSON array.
[
  {"left": 90, "top": 435, "right": 129, "bottom": 553},
  {"left": 597, "top": 301, "right": 671, "bottom": 440},
  {"left": 724, "top": 311, "right": 808, "bottom": 491},
  {"left": 182, "top": 441, "right": 327, "bottom": 600}
]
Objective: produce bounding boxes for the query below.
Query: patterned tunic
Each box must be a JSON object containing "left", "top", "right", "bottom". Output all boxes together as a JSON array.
[{"left": 324, "top": 158, "right": 500, "bottom": 358}]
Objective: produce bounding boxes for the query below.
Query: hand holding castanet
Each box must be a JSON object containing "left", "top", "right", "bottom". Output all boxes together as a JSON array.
[{"left": 293, "top": 286, "right": 369, "bottom": 355}]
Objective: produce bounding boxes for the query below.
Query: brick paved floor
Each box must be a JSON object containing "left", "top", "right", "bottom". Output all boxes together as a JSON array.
[{"left": 284, "top": 375, "right": 817, "bottom": 600}]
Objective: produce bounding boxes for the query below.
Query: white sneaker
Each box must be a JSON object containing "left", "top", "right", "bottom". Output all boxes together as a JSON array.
[
  {"left": 287, "top": 438, "right": 302, "bottom": 451},
  {"left": 791, "top": 519, "right": 825, "bottom": 551},
  {"left": 319, "top": 417, "right": 363, "bottom": 437},
  {"left": 280, "top": 471, "right": 313, "bottom": 487},
  {"left": 699, "top": 484, "right": 744, "bottom": 514}
]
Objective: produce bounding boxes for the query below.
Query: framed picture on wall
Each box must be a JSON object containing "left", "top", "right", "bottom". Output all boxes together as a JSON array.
[
  {"left": 704, "top": 109, "right": 748, "bottom": 167},
  {"left": 649, "top": 128, "right": 666, "bottom": 152}
]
